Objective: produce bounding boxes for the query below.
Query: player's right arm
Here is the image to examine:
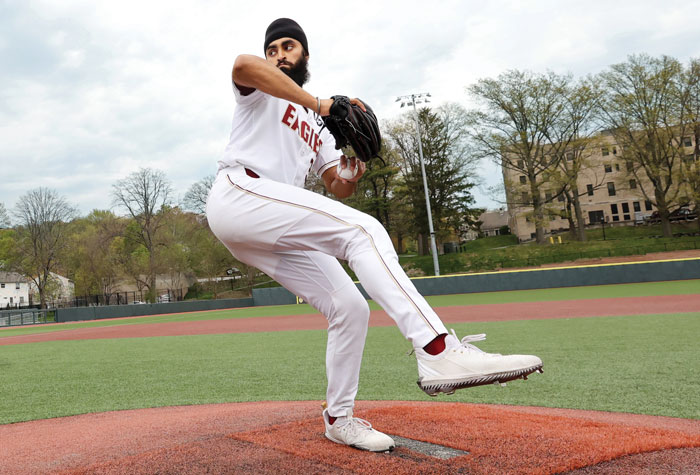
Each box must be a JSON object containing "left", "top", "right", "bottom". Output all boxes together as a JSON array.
[{"left": 232, "top": 55, "right": 325, "bottom": 110}]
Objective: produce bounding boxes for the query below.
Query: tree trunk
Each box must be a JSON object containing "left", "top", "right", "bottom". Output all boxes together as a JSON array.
[
  {"left": 396, "top": 232, "right": 404, "bottom": 254},
  {"left": 656, "top": 191, "right": 673, "bottom": 238},
  {"left": 571, "top": 188, "right": 587, "bottom": 242}
]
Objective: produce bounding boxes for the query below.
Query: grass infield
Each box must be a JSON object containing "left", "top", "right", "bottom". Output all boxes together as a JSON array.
[
  {"left": 1, "top": 279, "right": 698, "bottom": 338},
  {"left": 1, "top": 310, "right": 698, "bottom": 424}
]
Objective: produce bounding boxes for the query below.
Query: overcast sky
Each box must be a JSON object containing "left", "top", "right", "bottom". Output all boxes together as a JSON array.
[{"left": 2, "top": 0, "right": 700, "bottom": 220}]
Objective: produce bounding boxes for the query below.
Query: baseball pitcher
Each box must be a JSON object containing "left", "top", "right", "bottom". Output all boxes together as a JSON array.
[{"left": 206, "top": 18, "right": 542, "bottom": 452}]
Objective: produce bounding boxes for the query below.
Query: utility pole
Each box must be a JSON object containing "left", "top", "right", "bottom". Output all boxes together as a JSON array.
[{"left": 396, "top": 93, "right": 440, "bottom": 276}]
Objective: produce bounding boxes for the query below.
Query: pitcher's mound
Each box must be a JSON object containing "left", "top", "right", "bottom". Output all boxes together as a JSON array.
[{"left": 2, "top": 401, "right": 698, "bottom": 474}]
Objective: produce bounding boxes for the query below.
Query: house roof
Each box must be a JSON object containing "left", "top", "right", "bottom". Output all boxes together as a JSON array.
[
  {"left": 0, "top": 272, "right": 29, "bottom": 283},
  {"left": 479, "top": 210, "right": 509, "bottom": 230}
]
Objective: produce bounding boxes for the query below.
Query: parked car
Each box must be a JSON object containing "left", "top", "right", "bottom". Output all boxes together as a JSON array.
[
  {"left": 669, "top": 206, "right": 698, "bottom": 222},
  {"left": 158, "top": 294, "right": 171, "bottom": 303},
  {"left": 132, "top": 300, "right": 146, "bottom": 305},
  {"left": 644, "top": 211, "right": 661, "bottom": 224}
]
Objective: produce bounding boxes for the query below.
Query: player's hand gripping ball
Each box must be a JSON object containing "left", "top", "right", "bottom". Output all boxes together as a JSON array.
[
  {"left": 323, "top": 96, "right": 382, "bottom": 162},
  {"left": 336, "top": 157, "right": 359, "bottom": 180}
]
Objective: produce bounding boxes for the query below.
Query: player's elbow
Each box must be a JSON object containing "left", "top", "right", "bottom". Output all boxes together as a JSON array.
[{"left": 232, "top": 55, "right": 257, "bottom": 85}]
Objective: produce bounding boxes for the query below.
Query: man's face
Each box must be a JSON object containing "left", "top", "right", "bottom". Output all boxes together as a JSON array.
[{"left": 265, "top": 37, "right": 310, "bottom": 87}]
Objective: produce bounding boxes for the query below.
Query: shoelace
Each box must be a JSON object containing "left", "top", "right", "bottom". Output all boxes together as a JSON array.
[
  {"left": 451, "top": 330, "right": 502, "bottom": 356},
  {"left": 335, "top": 416, "right": 373, "bottom": 437}
]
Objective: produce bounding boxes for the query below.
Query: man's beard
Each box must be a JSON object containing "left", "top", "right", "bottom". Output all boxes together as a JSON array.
[{"left": 280, "top": 56, "right": 310, "bottom": 87}]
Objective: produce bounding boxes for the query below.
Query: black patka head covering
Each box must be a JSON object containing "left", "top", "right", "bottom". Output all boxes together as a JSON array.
[{"left": 264, "top": 18, "right": 308, "bottom": 54}]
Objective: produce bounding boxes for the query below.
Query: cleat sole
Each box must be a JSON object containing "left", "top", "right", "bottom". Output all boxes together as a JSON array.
[{"left": 417, "top": 363, "right": 543, "bottom": 396}]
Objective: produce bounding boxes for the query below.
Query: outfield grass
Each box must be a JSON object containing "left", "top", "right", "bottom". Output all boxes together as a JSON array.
[
  {"left": 1, "top": 311, "right": 698, "bottom": 424},
  {"left": 1, "top": 280, "right": 698, "bottom": 338}
]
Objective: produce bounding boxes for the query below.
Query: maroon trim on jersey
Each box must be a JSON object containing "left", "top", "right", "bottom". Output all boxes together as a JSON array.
[{"left": 225, "top": 174, "right": 440, "bottom": 337}]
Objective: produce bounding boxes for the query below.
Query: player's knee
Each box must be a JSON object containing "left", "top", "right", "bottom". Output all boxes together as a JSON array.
[{"left": 333, "top": 285, "right": 369, "bottom": 325}]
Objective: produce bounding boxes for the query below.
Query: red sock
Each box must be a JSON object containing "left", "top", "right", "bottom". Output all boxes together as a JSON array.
[
  {"left": 423, "top": 333, "right": 447, "bottom": 355},
  {"left": 328, "top": 415, "right": 337, "bottom": 425}
]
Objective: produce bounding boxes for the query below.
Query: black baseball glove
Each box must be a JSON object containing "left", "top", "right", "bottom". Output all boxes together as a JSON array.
[{"left": 323, "top": 96, "right": 381, "bottom": 162}]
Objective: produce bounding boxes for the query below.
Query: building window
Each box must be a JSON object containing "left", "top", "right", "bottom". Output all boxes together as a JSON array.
[
  {"left": 633, "top": 201, "right": 641, "bottom": 212},
  {"left": 683, "top": 154, "right": 695, "bottom": 164},
  {"left": 629, "top": 179, "right": 637, "bottom": 189},
  {"left": 545, "top": 191, "right": 552, "bottom": 201},
  {"left": 566, "top": 151, "right": 574, "bottom": 161},
  {"left": 557, "top": 193, "right": 565, "bottom": 202},
  {"left": 611, "top": 204, "right": 618, "bottom": 214},
  {"left": 604, "top": 164, "right": 612, "bottom": 173},
  {"left": 589, "top": 210, "right": 604, "bottom": 223},
  {"left": 622, "top": 202, "right": 630, "bottom": 213},
  {"left": 16, "top": 283, "right": 20, "bottom": 289},
  {"left": 645, "top": 200, "right": 653, "bottom": 211},
  {"left": 602, "top": 147, "right": 609, "bottom": 156},
  {"left": 683, "top": 136, "right": 693, "bottom": 147},
  {"left": 587, "top": 184, "right": 594, "bottom": 196},
  {"left": 612, "top": 146, "right": 617, "bottom": 155},
  {"left": 615, "top": 163, "right": 620, "bottom": 171},
  {"left": 0, "top": 283, "right": 4, "bottom": 288},
  {"left": 607, "top": 182, "right": 616, "bottom": 196},
  {"left": 519, "top": 175, "right": 527, "bottom": 184},
  {"left": 517, "top": 160, "right": 524, "bottom": 168},
  {"left": 612, "top": 215, "right": 620, "bottom": 222},
  {"left": 624, "top": 214, "right": 631, "bottom": 220},
  {"left": 626, "top": 161, "right": 634, "bottom": 171}
]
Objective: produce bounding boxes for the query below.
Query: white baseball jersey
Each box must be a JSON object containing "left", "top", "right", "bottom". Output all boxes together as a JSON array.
[{"left": 218, "top": 85, "right": 343, "bottom": 187}]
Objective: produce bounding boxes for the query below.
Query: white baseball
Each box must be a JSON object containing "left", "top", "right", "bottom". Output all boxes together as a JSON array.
[{"left": 336, "top": 162, "right": 358, "bottom": 180}]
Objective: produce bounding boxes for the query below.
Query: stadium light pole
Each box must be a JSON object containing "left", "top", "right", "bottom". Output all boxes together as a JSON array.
[{"left": 396, "top": 93, "right": 440, "bottom": 276}]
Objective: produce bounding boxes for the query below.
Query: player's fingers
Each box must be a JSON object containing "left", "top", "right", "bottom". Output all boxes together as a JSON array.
[
  {"left": 340, "top": 154, "right": 348, "bottom": 168},
  {"left": 350, "top": 98, "right": 366, "bottom": 112}
]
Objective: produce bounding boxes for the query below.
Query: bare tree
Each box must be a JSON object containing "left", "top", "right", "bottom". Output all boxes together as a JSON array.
[
  {"left": 111, "top": 168, "right": 173, "bottom": 301},
  {"left": 11, "top": 188, "right": 75, "bottom": 308},
  {"left": 466, "top": 70, "right": 571, "bottom": 243},
  {"left": 182, "top": 175, "right": 215, "bottom": 215},
  {"left": 599, "top": 54, "right": 690, "bottom": 237},
  {"left": 0, "top": 203, "right": 9, "bottom": 228},
  {"left": 545, "top": 77, "right": 605, "bottom": 240},
  {"left": 680, "top": 57, "right": 700, "bottom": 230}
]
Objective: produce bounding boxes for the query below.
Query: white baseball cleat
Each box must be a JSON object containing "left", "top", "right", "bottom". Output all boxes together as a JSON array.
[
  {"left": 323, "top": 409, "right": 395, "bottom": 452},
  {"left": 415, "top": 330, "right": 543, "bottom": 396}
]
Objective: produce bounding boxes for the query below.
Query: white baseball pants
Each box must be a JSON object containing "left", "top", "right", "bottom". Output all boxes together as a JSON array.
[{"left": 206, "top": 165, "right": 448, "bottom": 417}]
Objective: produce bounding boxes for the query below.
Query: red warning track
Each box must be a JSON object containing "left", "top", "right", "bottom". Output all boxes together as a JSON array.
[
  {"left": 1, "top": 294, "right": 699, "bottom": 473},
  {"left": 1, "top": 294, "right": 699, "bottom": 346}
]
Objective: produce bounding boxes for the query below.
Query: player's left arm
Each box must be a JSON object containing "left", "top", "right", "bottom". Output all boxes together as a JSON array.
[{"left": 322, "top": 156, "right": 366, "bottom": 199}]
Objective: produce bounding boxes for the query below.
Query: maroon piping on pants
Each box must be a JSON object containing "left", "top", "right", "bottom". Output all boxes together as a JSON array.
[{"left": 245, "top": 168, "right": 259, "bottom": 178}]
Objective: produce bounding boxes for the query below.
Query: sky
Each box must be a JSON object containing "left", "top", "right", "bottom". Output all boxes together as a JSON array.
[{"left": 2, "top": 0, "right": 700, "bottom": 220}]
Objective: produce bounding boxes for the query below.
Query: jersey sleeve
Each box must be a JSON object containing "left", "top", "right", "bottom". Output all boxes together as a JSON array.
[
  {"left": 313, "top": 124, "right": 343, "bottom": 176},
  {"left": 232, "top": 82, "right": 266, "bottom": 106}
]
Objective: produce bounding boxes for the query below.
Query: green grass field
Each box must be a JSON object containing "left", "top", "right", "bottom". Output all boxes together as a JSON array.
[{"left": 1, "top": 281, "right": 699, "bottom": 425}]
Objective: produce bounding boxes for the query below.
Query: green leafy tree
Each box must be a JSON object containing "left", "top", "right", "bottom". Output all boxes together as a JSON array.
[
  {"left": 64, "top": 210, "right": 125, "bottom": 302},
  {"left": 387, "top": 103, "right": 480, "bottom": 254}
]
